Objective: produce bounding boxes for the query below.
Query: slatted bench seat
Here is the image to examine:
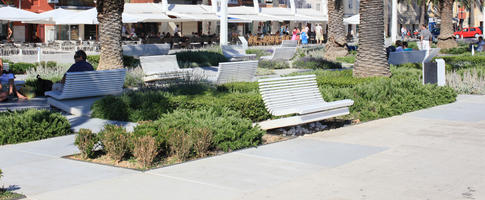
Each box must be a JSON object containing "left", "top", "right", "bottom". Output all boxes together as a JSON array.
[
  {"left": 257, "top": 74, "right": 354, "bottom": 130},
  {"left": 140, "top": 55, "right": 193, "bottom": 82},
  {"left": 213, "top": 60, "right": 258, "bottom": 84},
  {"left": 122, "top": 44, "right": 170, "bottom": 58},
  {"left": 221, "top": 45, "right": 256, "bottom": 61},
  {"left": 281, "top": 40, "right": 298, "bottom": 47},
  {"left": 260, "top": 47, "right": 297, "bottom": 61},
  {"left": 45, "top": 69, "right": 126, "bottom": 116},
  {"left": 388, "top": 48, "right": 440, "bottom": 65}
]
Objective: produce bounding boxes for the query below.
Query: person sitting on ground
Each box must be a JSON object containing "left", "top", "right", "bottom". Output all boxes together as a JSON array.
[
  {"left": 53, "top": 50, "right": 94, "bottom": 91},
  {"left": 471, "top": 36, "right": 485, "bottom": 52},
  {"left": 0, "top": 59, "right": 27, "bottom": 102},
  {"left": 395, "top": 40, "right": 404, "bottom": 52}
]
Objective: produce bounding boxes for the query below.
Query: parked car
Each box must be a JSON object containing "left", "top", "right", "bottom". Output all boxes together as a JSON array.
[{"left": 454, "top": 27, "right": 483, "bottom": 39}]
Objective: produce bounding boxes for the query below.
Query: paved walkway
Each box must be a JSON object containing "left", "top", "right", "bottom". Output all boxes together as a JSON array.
[{"left": 0, "top": 95, "right": 484, "bottom": 200}]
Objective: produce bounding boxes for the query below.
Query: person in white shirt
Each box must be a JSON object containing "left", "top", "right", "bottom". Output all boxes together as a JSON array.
[
  {"left": 401, "top": 27, "right": 407, "bottom": 41},
  {"left": 315, "top": 24, "right": 323, "bottom": 44}
]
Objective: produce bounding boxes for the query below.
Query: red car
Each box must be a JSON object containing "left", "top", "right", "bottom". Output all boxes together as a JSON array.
[{"left": 454, "top": 27, "right": 483, "bottom": 39}]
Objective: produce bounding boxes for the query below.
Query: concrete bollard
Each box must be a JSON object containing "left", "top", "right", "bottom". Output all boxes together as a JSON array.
[
  {"left": 423, "top": 58, "right": 446, "bottom": 86},
  {"left": 37, "top": 47, "right": 41, "bottom": 63}
]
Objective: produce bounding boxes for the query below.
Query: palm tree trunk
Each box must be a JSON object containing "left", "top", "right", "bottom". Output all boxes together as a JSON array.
[
  {"left": 353, "top": 0, "right": 391, "bottom": 77},
  {"left": 97, "top": 0, "right": 124, "bottom": 70},
  {"left": 419, "top": 0, "right": 426, "bottom": 26},
  {"left": 469, "top": 1, "right": 475, "bottom": 27},
  {"left": 325, "top": 0, "right": 348, "bottom": 61},
  {"left": 437, "top": 0, "right": 457, "bottom": 49}
]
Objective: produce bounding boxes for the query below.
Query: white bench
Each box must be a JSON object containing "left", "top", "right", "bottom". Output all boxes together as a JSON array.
[
  {"left": 238, "top": 36, "right": 249, "bottom": 49},
  {"left": 388, "top": 48, "right": 440, "bottom": 65},
  {"left": 221, "top": 45, "right": 256, "bottom": 61},
  {"left": 281, "top": 40, "right": 298, "bottom": 47},
  {"left": 213, "top": 60, "right": 258, "bottom": 85},
  {"left": 260, "top": 47, "right": 297, "bottom": 61},
  {"left": 257, "top": 74, "right": 354, "bottom": 130},
  {"left": 122, "top": 44, "right": 170, "bottom": 57},
  {"left": 140, "top": 55, "right": 193, "bottom": 82},
  {"left": 45, "top": 69, "right": 126, "bottom": 100}
]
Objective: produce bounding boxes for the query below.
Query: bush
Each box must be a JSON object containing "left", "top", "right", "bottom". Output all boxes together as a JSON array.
[
  {"left": 440, "top": 45, "right": 469, "bottom": 54},
  {"left": 258, "top": 60, "right": 290, "bottom": 69},
  {"left": 166, "top": 129, "right": 193, "bottom": 161},
  {"left": 446, "top": 68, "right": 485, "bottom": 94},
  {"left": 174, "top": 51, "right": 228, "bottom": 68},
  {"left": 74, "top": 129, "right": 99, "bottom": 159},
  {"left": 246, "top": 48, "right": 271, "bottom": 58},
  {"left": 191, "top": 128, "right": 213, "bottom": 157},
  {"left": 435, "top": 55, "right": 485, "bottom": 71},
  {"left": 8, "top": 62, "right": 36, "bottom": 74},
  {"left": 293, "top": 57, "right": 342, "bottom": 69},
  {"left": 87, "top": 55, "right": 140, "bottom": 68},
  {"left": 0, "top": 109, "right": 72, "bottom": 145},
  {"left": 25, "top": 64, "right": 69, "bottom": 83},
  {"left": 98, "top": 125, "right": 130, "bottom": 162},
  {"left": 124, "top": 67, "right": 145, "bottom": 88},
  {"left": 132, "top": 135, "right": 160, "bottom": 167}
]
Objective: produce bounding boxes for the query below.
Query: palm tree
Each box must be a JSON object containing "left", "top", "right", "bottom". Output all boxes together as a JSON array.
[
  {"left": 96, "top": 0, "right": 125, "bottom": 70},
  {"left": 325, "top": 0, "right": 348, "bottom": 60},
  {"left": 353, "top": 0, "right": 391, "bottom": 77},
  {"left": 436, "top": 0, "right": 458, "bottom": 49}
]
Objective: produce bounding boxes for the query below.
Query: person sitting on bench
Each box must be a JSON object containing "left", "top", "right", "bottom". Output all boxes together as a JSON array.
[
  {"left": 53, "top": 50, "right": 94, "bottom": 91},
  {"left": 0, "top": 59, "right": 27, "bottom": 102}
]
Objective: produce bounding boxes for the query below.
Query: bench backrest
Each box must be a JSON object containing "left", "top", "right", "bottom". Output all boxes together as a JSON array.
[
  {"left": 61, "top": 69, "right": 126, "bottom": 99},
  {"left": 388, "top": 48, "right": 440, "bottom": 65},
  {"left": 271, "top": 47, "right": 297, "bottom": 61},
  {"left": 238, "top": 36, "right": 248, "bottom": 49},
  {"left": 216, "top": 60, "right": 258, "bottom": 84},
  {"left": 258, "top": 74, "right": 325, "bottom": 116},
  {"left": 140, "top": 55, "right": 181, "bottom": 76},
  {"left": 123, "top": 44, "right": 170, "bottom": 57},
  {"left": 281, "top": 40, "right": 298, "bottom": 47},
  {"left": 221, "top": 45, "right": 246, "bottom": 58}
]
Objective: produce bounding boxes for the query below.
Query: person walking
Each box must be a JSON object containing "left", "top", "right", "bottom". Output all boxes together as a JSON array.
[
  {"left": 315, "top": 24, "right": 323, "bottom": 44},
  {"left": 419, "top": 24, "right": 432, "bottom": 50},
  {"left": 291, "top": 27, "right": 298, "bottom": 40},
  {"left": 401, "top": 26, "right": 407, "bottom": 41},
  {"left": 301, "top": 28, "right": 308, "bottom": 45}
]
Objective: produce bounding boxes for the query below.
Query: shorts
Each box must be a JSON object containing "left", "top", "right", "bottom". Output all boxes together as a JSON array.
[
  {"left": 316, "top": 34, "right": 323, "bottom": 40},
  {"left": 1, "top": 83, "right": 10, "bottom": 93}
]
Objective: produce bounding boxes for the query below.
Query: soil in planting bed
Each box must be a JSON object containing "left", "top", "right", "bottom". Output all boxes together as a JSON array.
[{"left": 65, "top": 133, "right": 292, "bottom": 171}]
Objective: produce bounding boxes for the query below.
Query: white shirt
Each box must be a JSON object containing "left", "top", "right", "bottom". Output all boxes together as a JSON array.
[
  {"left": 315, "top": 25, "right": 322, "bottom": 34},
  {"left": 0, "top": 73, "right": 14, "bottom": 84}
]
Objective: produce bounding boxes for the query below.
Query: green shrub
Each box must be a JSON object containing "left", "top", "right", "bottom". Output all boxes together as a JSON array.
[
  {"left": 217, "top": 82, "right": 259, "bottom": 93},
  {"left": 336, "top": 55, "right": 356, "bottom": 64},
  {"left": 258, "top": 60, "right": 290, "bottom": 69},
  {"left": 0, "top": 109, "right": 72, "bottom": 145},
  {"left": 440, "top": 45, "right": 469, "bottom": 54},
  {"left": 91, "top": 95, "right": 130, "bottom": 121},
  {"left": 246, "top": 48, "right": 271, "bottom": 58},
  {"left": 0, "top": 169, "right": 2, "bottom": 180},
  {"left": 293, "top": 57, "right": 342, "bottom": 69},
  {"left": 435, "top": 55, "right": 485, "bottom": 71},
  {"left": 156, "top": 108, "right": 264, "bottom": 152},
  {"left": 124, "top": 67, "right": 144, "bottom": 88},
  {"left": 98, "top": 125, "right": 130, "bottom": 162},
  {"left": 87, "top": 55, "right": 139, "bottom": 68},
  {"left": 74, "top": 129, "right": 99, "bottom": 159},
  {"left": 174, "top": 51, "right": 228, "bottom": 68},
  {"left": 8, "top": 62, "right": 36, "bottom": 74}
]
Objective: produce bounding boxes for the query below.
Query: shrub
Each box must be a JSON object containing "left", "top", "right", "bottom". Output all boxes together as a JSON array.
[
  {"left": 174, "top": 51, "right": 228, "bottom": 68},
  {"left": 0, "top": 169, "right": 2, "bottom": 180},
  {"left": 293, "top": 57, "right": 342, "bottom": 69},
  {"left": 8, "top": 62, "right": 36, "bottom": 74},
  {"left": 440, "top": 45, "right": 469, "bottom": 54},
  {"left": 91, "top": 95, "right": 130, "bottom": 121},
  {"left": 166, "top": 129, "right": 193, "bottom": 161},
  {"left": 74, "top": 129, "right": 99, "bottom": 159},
  {"left": 124, "top": 67, "right": 145, "bottom": 88},
  {"left": 87, "top": 55, "right": 139, "bottom": 68},
  {"left": 0, "top": 109, "right": 71, "bottom": 145},
  {"left": 98, "top": 125, "right": 130, "bottom": 162},
  {"left": 435, "top": 55, "right": 485, "bottom": 71},
  {"left": 246, "top": 48, "right": 271, "bottom": 58},
  {"left": 258, "top": 60, "right": 290, "bottom": 69},
  {"left": 157, "top": 108, "right": 264, "bottom": 152},
  {"left": 132, "top": 135, "right": 160, "bottom": 167},
  {"left": 191, "top": 128, "right": 213, "bottom": 157},
  {"left": 25, "top": 64, "right": 70, "bottom": 83},
  {"left": 446, "top": 68, "right": 485, "bottom": 94}
]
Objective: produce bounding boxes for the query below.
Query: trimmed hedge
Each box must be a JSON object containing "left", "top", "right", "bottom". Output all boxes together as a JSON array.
[
  {"left": 0, "top": 109, "right": 72, "bottom": 145},
  {"left": 174, "top": 51, "right": 228, "bottom": 68},
  {"left": 434, "top": 55, "right": 485, "bottom": 71}
]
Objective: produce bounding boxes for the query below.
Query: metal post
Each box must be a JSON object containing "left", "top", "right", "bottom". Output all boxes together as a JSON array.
[{"left": 289, "top": 0, "right": 296, "bottom": 15}]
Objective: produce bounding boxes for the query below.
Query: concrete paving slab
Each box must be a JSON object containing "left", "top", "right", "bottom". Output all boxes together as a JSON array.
[
  {"left": 0, "top": 149, "right": 50, "bottom": 168},
  {"left": 0, "top": 98, "right": 49, "bottom": 112},
  {"left": 1, "top": 158, "right": 136, "bottom": 196},
  {"left": 147, "top": 152, "right": 326, "bottom": 192},
  {"left": 407, "top": 102, "right": 485, "bottom": 122},
  {"left": 239, "top": 138, "right": 386, "bottom": 167},
  {"left": 29, "top": 173, "right": 240, "bottom": 200},
  {"left": 1, "top": 135, "right": 78, "bottom": 157}
]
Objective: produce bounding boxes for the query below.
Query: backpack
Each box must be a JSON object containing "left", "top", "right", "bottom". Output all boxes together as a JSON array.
[{"left": 35, "top": 75, "right": 53, "bottom": 96}]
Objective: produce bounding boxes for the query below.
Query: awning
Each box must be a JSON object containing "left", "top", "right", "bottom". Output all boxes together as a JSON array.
[
  {"left": 228, "top": 14, "right": 282, "bottom": 22},
  {"left": 166, "top": 11, "right": 219, "bottom": 21},
  {"left": 22, "top": 8, "right": 80, "bottom": 24},
  {"left": 344, "top": 14, "right": 359, "bottom": 24},
  {"left": 0, "top": 6, "right": 45, "bottom": 21},
  {"left": 56, "top": 8, "right": 140, "bottom": 25}
]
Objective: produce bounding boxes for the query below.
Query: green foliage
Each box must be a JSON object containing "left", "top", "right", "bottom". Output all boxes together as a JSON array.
[
  {"left": 440, "top": 45, "right": 469, "bottom": 54},
  {"left": 435, "top": 55, "right": 485, "bottom": 71},
  {"left": 7, "top": 62, "right": 36, "bottom": 74},
  {"left": 245, "top": 48, "right": 271, "bottom": 58},
  {"left": 0, "top": 109, "right": 71, "bottom": 145},
  {"left": 258, "top": 60, "right": 290, "bottom": 69},
  {"left": 0, "top": 169, "right": 2, "bottom": 180},
  {"left": 74, "top": 129, "right": 99, "bottom": 159},
  {"left": 406, "top": 41, "right": 419, "bottom": 50},
  {"left": 87, "top": 55, "right": 140, "bottom": 69},
  {"left": 174, "top": 51, "right": 229, "bottom": 68},
  {"left": 98, "top": 125, "right": 130, "bottom": 162},
  {"left": 336, "top": 55, "right": 356, "bottom": 64},
  {"left": 293, "top": 57, "right": 342, "bottom": 69},
  {"left": 124, "top": 67, "right": 145, "bottom": 88}
]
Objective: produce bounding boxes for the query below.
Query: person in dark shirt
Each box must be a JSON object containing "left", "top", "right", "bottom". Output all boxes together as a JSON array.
[{"left": 60, "top": 50, "right": 94, "bottom": 84}]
